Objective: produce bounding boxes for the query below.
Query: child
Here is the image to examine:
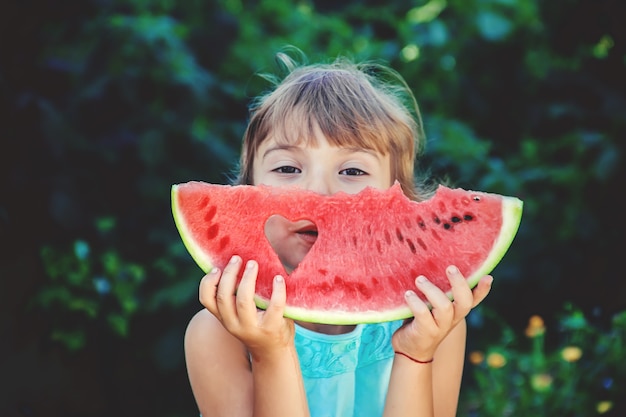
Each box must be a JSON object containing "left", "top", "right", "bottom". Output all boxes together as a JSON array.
[{"left": 184, "top": 49, "right": 493, "bottom": 417}]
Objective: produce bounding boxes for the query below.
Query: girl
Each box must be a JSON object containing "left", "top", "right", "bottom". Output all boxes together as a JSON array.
[{"left": 184, "top": 50, "right": 493, "bottom": 417}]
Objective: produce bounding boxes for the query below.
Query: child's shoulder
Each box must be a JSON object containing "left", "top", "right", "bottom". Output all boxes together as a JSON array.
[{"left": 185, "top": 309, "right": 246, "bottom": 356}]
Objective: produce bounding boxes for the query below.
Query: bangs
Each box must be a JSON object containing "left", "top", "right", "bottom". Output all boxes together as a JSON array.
[
  {"left": 257, "top": 68, "right": 407, "bottom": 155},
  {"left": 267, "top": 103, "right": 392, "bottom": 155}
]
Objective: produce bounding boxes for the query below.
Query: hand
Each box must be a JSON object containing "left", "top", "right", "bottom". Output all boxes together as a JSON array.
[
  {"left": 199, "top": 255, "right": 295, "bottom": 356},
  {"left": 391, "top": 266, "right": 493, "bottom": 362}
]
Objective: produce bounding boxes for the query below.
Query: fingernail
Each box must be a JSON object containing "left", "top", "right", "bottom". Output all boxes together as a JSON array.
[
  {"left": 416, "top": 275, "right": 427, "bottom": 284},
  {"left": 275, "top": 275, "right": 284, "bottom": 283},
  {"left": 230, "top": 255, "right": 240, "bottom": 264},
  {"left": 405, "top": 290, "right": 416, "bottom": 298},
  {"left": 209, "top": 267, "right": 219, "bottom": 275},
  {"left": 246, "top": 260, "right": 256, "bottom": 269},
  {"left": 447, "top": 265, "right": 458, "bottom": 275}
]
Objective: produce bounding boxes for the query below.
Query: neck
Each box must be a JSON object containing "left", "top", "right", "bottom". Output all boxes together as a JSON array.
[{"left": 295, "top": 321, "right": 357, "bottom": 335}]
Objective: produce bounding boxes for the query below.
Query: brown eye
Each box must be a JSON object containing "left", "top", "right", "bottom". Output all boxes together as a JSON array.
[
  {"left": 340, "top": 168, "right": 367, "bottom": 176},
  {"left": 274, "top": 166, "right": 301, "bottom": 174}
]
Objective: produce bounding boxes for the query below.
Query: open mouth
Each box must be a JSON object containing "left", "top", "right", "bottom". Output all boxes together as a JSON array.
[{"left": 295, "top": 225, "right": 318, "bottom": 243}]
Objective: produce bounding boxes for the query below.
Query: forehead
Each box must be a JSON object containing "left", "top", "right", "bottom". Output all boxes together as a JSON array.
[{"left": 258, "top": 107, "right": 390, "bottom": 156}]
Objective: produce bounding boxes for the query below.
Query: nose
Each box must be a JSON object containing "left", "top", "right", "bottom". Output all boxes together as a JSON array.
[{"left": 302, "top": 173, "right": 334, "bottom": 195}]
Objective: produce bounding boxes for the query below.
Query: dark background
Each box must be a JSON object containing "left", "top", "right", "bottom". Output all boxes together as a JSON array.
[{"left": 1, "top": 0, "right": 624, "bottom": 416}]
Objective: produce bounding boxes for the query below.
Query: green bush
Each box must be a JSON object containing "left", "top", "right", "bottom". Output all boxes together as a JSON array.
[{"left": 462, "top": 307, "right": 626, "bottom": 416}]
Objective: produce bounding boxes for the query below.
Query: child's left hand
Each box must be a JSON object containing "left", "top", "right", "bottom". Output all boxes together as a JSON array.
[{"left": 391, "top": 265, "right": 492, "bottom": 362}]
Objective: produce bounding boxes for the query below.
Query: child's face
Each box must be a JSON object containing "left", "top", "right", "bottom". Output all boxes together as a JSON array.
[{"left": 253, "top": 125, "right": 392, "bottom": 272}]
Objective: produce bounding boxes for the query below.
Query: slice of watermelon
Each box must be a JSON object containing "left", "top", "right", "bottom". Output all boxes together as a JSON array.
[{"left": 172, "top": 182, "right": 523, "bottom": 324}]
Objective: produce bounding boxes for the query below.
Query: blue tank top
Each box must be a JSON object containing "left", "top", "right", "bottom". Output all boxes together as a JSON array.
[{"left": 294, "top": 320, "right": 404, "bottom": 417}]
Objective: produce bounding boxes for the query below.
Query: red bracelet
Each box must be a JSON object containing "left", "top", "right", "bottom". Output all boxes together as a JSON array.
[{"left": 394, "top": 351, "right": 434, "bottom": 364}]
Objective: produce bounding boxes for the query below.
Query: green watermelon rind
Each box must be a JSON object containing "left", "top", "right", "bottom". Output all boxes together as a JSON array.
[
  {"left": 172, "top": 185, "right": 219, "bottom": 274},
  {"left": 253, "top": 194, "right": 524, "bottom": 325}
]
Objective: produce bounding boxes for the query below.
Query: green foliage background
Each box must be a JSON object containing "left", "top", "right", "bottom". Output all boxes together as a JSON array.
[{"left": 1, "top": 0, "right": 624, "bottom": 416}]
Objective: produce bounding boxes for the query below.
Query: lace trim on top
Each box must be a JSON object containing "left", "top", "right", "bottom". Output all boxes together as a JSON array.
[{"left": 294, "top": 321, "right": 402, "bottom": 378}]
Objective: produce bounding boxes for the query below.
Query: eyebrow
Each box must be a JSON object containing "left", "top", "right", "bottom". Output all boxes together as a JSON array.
[{"left": 262, "top": 144, "right": 382, "bottom": 160}]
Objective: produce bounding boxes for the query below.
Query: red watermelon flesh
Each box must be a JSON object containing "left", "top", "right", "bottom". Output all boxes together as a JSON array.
[{"left": 171, "top": 182, "right": 523, "bottom": 324}]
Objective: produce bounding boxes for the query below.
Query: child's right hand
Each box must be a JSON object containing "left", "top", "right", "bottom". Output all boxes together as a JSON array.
[{"left": 199, "top": 255, "right": 295, "bottom": 357}]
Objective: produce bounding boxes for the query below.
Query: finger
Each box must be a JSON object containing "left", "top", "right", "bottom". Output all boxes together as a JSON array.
[
  {"left": 415, "top": 276, "right": 454, "bottom": 327},
  {"left": 263, "top": 275, "right": 287, "bottom": 327},
  {"left": 404, "top": 289, "right": 437, "bottom": 330},
  {"left": 215, "top": 255, "right": 242, "bottom": 324},
  {"left": 471, "top": 275, "right": 493, "bottom": 308},
  {"left": 199, "top": 268, "right": 221, "bottom": 317},
  {"left": 235, "top": 260, "right": 260, "bottom": 325},
  {"left": 446, "top": 266, "right": 474, "bottom": 313}
]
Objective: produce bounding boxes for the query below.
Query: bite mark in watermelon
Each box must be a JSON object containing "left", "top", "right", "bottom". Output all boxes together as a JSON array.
[{"left": 172, "top": 182, "right": 523, "bottom": 324}]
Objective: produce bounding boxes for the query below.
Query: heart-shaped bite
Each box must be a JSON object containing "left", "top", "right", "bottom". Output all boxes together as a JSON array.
[{"left": 264, "top": 214, "right": 318, "bottom": 274}]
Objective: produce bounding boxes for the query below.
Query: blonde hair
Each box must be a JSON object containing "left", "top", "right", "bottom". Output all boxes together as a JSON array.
[{"left": 236, "top": 50, "right": 428, "bottom": 201}]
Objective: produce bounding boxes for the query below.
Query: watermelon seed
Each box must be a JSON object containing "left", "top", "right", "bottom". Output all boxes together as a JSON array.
[
  {"left": 218, "top": 236, "right": 230, "bottom": 250},
  {"left": 376, "top": 241, "right": 382, "bottom": 254},
  {"left": 451, "top": 216, "right": 461, "bottom": 223},
  {"left": 206, "top": 223, "right": 219, "bottom": 239},
  {"left": 443, "top": 223, "right": 452, "bottom": 230},
  {"left": 417, "top": 238, "right": 427, "bottom": 250},
  {"left": 473, "top": 196, "right": 481, "bottom": 201},
  {"left": 198, "top": 196, "right": 210, "bottom": 209},
  {"left": 384, "top": 230, "right": 392, "bottom": 245},
  {"left": 464, "top": 214, "right": 474, "bottom": 221},
  {"left": 204, "top": 205, "right": 217, "bottom": 222},
  {"left": 406, "top": 239, "right": 416, "bottom": 254},
  {"left": 395, "top": 228, "right": 404, "bottom": 242},
  {"left": 352, "top": 236, "right": 358, "bottom": 248},
  {"left": 433, "top": 215, "right": 441, "bottom": 224},
  {"left": 417, "top": 216, "right": 426, "bottom": 230}
]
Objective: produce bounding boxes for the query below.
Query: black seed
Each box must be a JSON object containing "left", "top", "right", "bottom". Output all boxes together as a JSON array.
[
  {"left": 451, "top": 216, "right": 461, "bottom": 223},
  {"left": 473, "top": 195, "right": 481, "bottom": 201},
  {"left": 434, "top": 216, "right": 441, "bottom": 224},
  {"left": 464, "top": 214, "right": 474, "bottom": 221},
  {"left": 406, "top": 239, "right": 416, "bottom": 254},
  {"left": 396, "top": 228, "right": 404, "bottom": 242},
  {"left": 444, "top": 223, "right": 451, "bottom": 230}
]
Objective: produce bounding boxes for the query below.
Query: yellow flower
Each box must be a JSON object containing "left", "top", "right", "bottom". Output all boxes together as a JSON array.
[
  {"left": 468, "top": 351, "right": 484, "bottom": 365},
  {"left": 596, "top": 401, "right": 613, "bottom": 414},
  {"left": 561, "top": 346, "right": 583, "bottom": 362},
  {"left": 486, "top": 352, "right": 507, "bottom": 368},
  {"left": 525, "top": 314, "right": 546, "bottom": 338},
  {"left": 530, "top": 373, "right": 553, "bottom": 392}
]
